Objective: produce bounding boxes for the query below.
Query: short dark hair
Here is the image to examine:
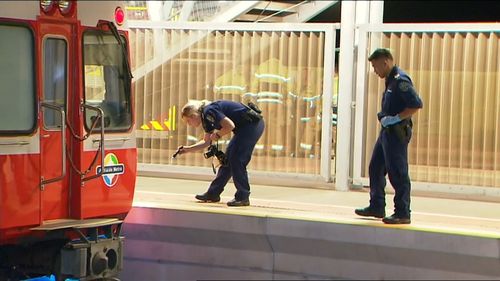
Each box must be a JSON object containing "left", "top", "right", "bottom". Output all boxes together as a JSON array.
[{"left": 368, "top": 48, "right": 393, "bottom": 61}]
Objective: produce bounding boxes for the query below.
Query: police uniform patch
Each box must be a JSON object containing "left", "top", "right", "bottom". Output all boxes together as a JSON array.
[
  {"left": 398, "top": 81, "right": 411, "bottom": 92},
  {"left": 206, "top": 113, "right": 215, "bottom": 123}
]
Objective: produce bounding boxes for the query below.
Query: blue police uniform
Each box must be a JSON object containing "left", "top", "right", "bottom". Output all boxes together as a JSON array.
[
  {"left": 201, "top": 100, "right": 265, "bottom": 201},
  {"left": 369, "top": 66, "right": 423, "bottom": 218}
]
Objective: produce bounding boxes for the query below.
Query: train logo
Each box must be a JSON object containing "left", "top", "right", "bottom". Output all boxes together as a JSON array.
[{"left": 96, "top": 153, "right": 125, "bottom": 187}]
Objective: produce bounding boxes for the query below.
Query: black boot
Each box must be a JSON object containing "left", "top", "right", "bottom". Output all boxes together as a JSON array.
[
  {"left": 382, "top": 214, "right": 411, "bottom": 224},
  {"left": 227, "top": 198, "right": 250, "bottom": 207},
  {"left": 195, "top": 192, "right": 221, "bottom": 203},
  {"left": 354, "top": 206, "right": 386, "bottom": 218}
]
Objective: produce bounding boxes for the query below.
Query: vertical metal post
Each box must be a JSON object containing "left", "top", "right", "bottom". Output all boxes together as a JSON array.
[
  {"left": 147, "top": 1, "right": 164, "bottom": 21},
  {"left": 355, "top": 1, "right": 370, "bottom": 46},
  {"left": 352, "top": 1, "right": 385, "bottom": 186},
  {"left": 368, "top": 1, "right": 384, "bottom": 50},
  {"left": 369, "top": 1, "right": 384, "bottom": 24},
  {"left": 320, "top": 25, "right": 337, "bottom": 183},
  {"left": 352, "top": 25, "right": 369, "bottom": 188},
  {"left": 335, "top": 1, "right": 356, "bottom": 191}
]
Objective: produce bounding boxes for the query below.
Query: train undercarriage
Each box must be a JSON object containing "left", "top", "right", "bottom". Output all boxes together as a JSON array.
[{"left": 0, "top": 219, "right": 123, "bottom": 281}]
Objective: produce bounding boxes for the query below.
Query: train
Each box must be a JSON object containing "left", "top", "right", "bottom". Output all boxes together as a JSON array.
[{"left": 0, "top": 1, "right": 136, "bottom": 280}]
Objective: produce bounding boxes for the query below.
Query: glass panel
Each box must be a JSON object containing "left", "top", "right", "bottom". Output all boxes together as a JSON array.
[
  {"left": 83, "top": 31, "right": 132, "bottom": 131},
  {"left": 363, "top": 31, "right": 500, "bottom": 188},
  {"left": 0, "top": 25, "right": 35, "bottom": 133},
  {"left": 131, "top": 28, "right": 328, "bottom": 175},
  {"left": 43, "top": 38, "right": 67, "bottom": 129}
]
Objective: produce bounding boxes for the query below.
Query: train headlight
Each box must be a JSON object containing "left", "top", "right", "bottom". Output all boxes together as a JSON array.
[
  {"left": 40, "top": 0, "right": 55, "bottom": 13},
  {"left": 58, "top": 0, "right": 73, "bottom": 15}
]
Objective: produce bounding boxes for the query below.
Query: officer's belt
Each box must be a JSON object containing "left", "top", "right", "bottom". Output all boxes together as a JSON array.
[
  {"left": 233, "top": 109, "right": 262, "bottom": 134},
  {"left": 383, "top": 118, "right": 412, "bottom": 141},
  {"left": 241, "top": 105, "right": 263, "bottom": 124}
]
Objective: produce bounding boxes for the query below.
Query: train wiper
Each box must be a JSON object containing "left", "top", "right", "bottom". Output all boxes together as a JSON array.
[{"left": 97, "top": 20, "right": 133, "bottom": 81}]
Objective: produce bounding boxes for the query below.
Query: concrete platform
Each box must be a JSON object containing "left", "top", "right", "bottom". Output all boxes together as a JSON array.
[{"left": 119, "top": 176, "right": 500, "bottom": 280}]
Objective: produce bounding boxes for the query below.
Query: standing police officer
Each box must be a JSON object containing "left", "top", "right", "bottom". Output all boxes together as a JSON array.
[
  {"left": 355, "top": 48, "right": 423, "bottom": 224},
  {"left": 177, "top": 99, "right": 265, "bottom": 207}
]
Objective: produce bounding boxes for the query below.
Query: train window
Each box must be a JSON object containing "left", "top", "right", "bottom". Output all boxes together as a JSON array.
[
  {"left": 83, "top": 31, "right": 132, "bottom": 132},
  {"left": 0, "top": 24, "right": 36, "bottom": 134},
  {"left": 43, "top": 38, "right": 67, "bottom": 129}
]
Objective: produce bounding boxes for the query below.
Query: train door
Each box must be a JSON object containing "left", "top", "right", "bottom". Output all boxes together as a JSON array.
[
  {"left": 39, "top": 20, "right": 75, "bottom": 221},
  {"left": 0, "top": 22, "right": 40, "bottom": 230},
  {"left": 79, "top": 24, "right": 137, "bottom": 218}
]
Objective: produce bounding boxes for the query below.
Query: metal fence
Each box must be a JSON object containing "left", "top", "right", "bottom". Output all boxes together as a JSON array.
[
  {"left": 354, "top": 23, "right": 500, "bottom": 194},
  {"left": 129, "top": 22, "right": 338, "bottom": 184},
  {"left": 129, "top": 21, "right": 500, "bottom": 194}
]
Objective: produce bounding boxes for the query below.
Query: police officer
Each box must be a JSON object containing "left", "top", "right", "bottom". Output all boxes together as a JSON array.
[
  {"left": 176, "top": 99, "right": 265, "bottom": 207},
  {"left": 355, "top": 48, "right": 423, "bottom": 224}
]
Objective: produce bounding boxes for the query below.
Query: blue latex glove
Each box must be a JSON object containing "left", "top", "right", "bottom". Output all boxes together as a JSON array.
[{"left": 380, "top": 115, "right": 401, "bottom": 128}]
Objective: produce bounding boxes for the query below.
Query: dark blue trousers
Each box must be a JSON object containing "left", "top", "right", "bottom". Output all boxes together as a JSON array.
[
  {"left": 368, "top": 128, "right": 412, "bottom": 218},
  {"left": 207, "top": 119, "right": 265, "bottom": 200}
]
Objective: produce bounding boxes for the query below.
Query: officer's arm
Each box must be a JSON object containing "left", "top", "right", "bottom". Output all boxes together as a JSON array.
[
  {"left": 182, "top": 134, "right": 212, "bottom": 153},
  {"left": 210, "top": 117, "right": 235, "bottom": 141},
  {"left": 398, "top": 79, "right": 423, "bottom": 116}
]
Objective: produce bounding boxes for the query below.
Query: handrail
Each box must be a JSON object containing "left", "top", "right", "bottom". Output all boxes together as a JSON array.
[
  {"left": 81, "top": 104, "right": 105, "bottom": 182},
  {"left": 92, "top": 137, "right": 131, "bottom": 143},
  {"left": 40, "top": 102, "right": 66, "bottom": 188},
  {"left": 0, "top": 141, "right": 30, "bottom": 146}
]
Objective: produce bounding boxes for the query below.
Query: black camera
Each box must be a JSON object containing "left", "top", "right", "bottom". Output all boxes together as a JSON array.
[{"left": 204, "top": 144, "right": 227, "bottom": 166}]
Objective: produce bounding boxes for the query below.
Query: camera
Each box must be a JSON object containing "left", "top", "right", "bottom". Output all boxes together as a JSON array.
[{"left": 204, "top": 144, "right": 227, "bottom": 166}]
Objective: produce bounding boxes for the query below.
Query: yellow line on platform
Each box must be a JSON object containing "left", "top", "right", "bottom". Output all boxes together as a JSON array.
[{"left": 133, "top": 194, "right": 500, "bottom": 240}]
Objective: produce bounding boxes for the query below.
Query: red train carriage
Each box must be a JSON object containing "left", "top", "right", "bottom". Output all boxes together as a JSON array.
[{"left": 0, "top": 1, "right": 136, "bottom": 280}]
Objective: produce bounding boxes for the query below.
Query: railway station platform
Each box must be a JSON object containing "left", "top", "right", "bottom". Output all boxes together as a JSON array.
[{"left": 119, "top": 176, "right": 500, "bottom": 280}]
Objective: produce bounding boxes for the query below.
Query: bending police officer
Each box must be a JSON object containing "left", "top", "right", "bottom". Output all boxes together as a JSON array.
[
  {"left": 355, "top": 48, "right": 423, "bottom": 224},
  {"left": 176, "top": 100, "right": 265, "bottom": 207}
]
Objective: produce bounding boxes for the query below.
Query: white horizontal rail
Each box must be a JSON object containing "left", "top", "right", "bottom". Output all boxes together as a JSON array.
[
  {"left": 358, "top": 23, "right": 500, "bottom": 33},
  {"left": 128, "top": 20, "right": 340, "bottom": 32}
]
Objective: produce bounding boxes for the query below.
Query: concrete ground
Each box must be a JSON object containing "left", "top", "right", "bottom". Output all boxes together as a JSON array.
[
  {"left": 121, "top": 176, "right": 500, "bottom": 280},
  {"left": 134, "top": 176, "right": 500, "bottom": 238}
]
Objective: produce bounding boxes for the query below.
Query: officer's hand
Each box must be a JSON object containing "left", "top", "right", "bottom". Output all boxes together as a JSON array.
[
  {"left": 380, "top": 115, "right": 401, "bottom": 128},
  {"left": 209, "top": 132, "right": 221, "bottom": 142},
  {"left": 377, "top": 112, "right": 386, "bottom": 121},
  {"left": 172, "top": 146, "right": 184, "bottom": 158}
]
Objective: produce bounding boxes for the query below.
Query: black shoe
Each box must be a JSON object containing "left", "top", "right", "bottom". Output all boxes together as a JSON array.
[
  {"left": 355, "top": 206, "right": 386, "bottom": 218},
  {"left": 382, "top": 214, "right": 411, "bottom": 224},
  {"left": 195, "top": 192, "right": 220, "bottom": 203},
  {"left": 227, "top": 198, "right": 250, "bottom": 207}
]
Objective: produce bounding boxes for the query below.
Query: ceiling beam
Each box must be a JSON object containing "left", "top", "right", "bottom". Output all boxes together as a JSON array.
[
  {"left": 210, "top": 1, "right": 260, "bottom": 22},
  {"left": 283, "top": 0, "right": 339, "bottom": 23},
  {"left": 253, "top": 1, "right": 299, "bottom": 13},
  {"left": 179, "top": 1, "right": 195, "bottom": 21},
  {"left": 236, "top": 14, "right": 284, "bottom": 23}
]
